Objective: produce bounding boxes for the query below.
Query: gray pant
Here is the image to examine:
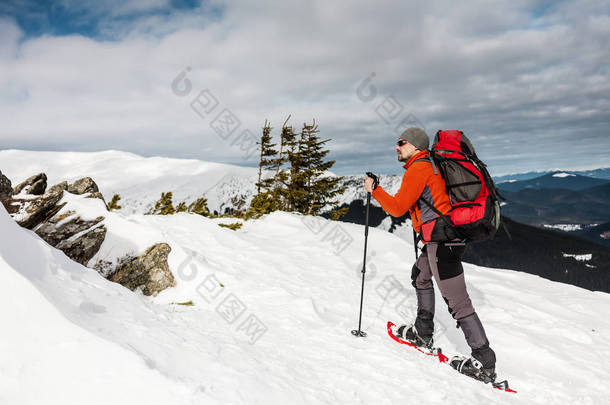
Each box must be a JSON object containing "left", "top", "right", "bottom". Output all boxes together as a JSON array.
[
  {"left": 412, "top": 242, "right": 474, "bottom": 320},
  {"left": 411, "top": 242, "right": 495, "bottom": 368}
]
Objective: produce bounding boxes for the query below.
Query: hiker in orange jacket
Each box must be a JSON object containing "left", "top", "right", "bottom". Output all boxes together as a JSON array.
[{"left": 364, "top": 127, "right": 497, "bottom": 382}]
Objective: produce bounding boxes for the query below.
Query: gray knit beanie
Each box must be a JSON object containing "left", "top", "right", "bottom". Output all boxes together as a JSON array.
[{"left": 398, "top": 127, "right": 429, "bottom": 150}]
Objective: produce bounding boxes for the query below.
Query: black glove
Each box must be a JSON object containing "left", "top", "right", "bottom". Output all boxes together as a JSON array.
[{"left": 366, "top": 172, "right": 379, "bottom": 190}]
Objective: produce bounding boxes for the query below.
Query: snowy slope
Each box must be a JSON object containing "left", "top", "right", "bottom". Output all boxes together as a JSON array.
[
  {"left": 0, "top": 149, "right": 260, "bottom": 214},
  {"left": 2, "top": 202, "right": 610, "bottom": 404}
]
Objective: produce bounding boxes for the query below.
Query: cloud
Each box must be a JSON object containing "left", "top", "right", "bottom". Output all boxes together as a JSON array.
[
  {"left": 0, "top": 0, "right": 609, "bottom": 175},
  {"left": 0, "top": 17, "right": 23, "bottom": 59}
]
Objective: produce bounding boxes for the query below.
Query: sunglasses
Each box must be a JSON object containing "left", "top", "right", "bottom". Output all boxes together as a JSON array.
[{"left": 396, "top": 139, "right": 408, "bottom": 147}]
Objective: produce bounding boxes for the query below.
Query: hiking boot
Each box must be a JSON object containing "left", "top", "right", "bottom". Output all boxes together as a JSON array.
[
  {"left": 395, "top": 324, "right": 433, "bottom": 348},
  {"left": 450, "top": 356, "right": 497, "bottom": 383}
]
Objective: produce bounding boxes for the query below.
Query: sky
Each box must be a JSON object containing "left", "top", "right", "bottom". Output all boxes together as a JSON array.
[{"left": 0, "top": 0, "right": 609, "bottom": 176}]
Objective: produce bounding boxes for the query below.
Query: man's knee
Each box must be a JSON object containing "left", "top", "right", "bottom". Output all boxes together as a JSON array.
[{"left": 412, "top": 262, "right": 433, "bottom": 289}]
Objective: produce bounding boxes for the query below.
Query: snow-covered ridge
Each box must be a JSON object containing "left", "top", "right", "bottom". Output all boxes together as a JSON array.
[
  {"left": 0, "top": 149, "right": 260, "bottom": 215},
  {"left": 553, "top": 172, "right": 576, "bottom": 178}
]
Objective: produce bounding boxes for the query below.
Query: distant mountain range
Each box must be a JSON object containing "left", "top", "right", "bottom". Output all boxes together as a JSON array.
[
  {"left": 494, "top": 170, "right": 610, "bottom": 243},
  {"left": 498, "top": 183, "right": 610, "bottom": 226},
  {"left": 497, "top": 172, "right": 609, "bottom": 192},
  {"left": 494, "top": 167, "right": 610, "bottom": 183}
]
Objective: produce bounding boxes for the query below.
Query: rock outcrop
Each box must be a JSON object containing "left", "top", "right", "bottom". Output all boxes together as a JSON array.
[
  {"left": 5, "top": 187, "right": 66, "bottom": 229},
  {"left": 35, "top": 211, "right": 106, "bottom": 265},
  {"left": 47, "top": 181, "right": 68, "bottom": 195},
  {"left": 0, "top": 170, "right": 12, "bottom": 201},
  {"left": 67, "top": 177, "right": 99, "bottom": 195},
  {"left": 109, "top": 243, "right": 176, "bottom": 296},
  {"left": 5, "top": 174, "right": 108, "bottom": 264},
  {"left": 5, "top": 172, "right": 175, "bottom": 296},
  {"left": 13, "top": 173, "right": 47, "bottom": 195},
  {"left": 67, "top": 177, "right": 106, "bottom": 206}
]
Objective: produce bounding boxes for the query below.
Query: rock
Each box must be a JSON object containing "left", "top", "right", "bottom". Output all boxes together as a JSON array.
[
  {"left": 35, "top": 211, "right": 105, "bottom": 249},
  {"left": 0, "top": 170, "right": 12, "bottom": 201},
  {"left": 67, "top": 177, "right": 99, "bottom": 195},
  {"left": 27, "top": 178, "right": 47, "bottom": 195},
  {"left": 13, "top": 173, "right": 47, "bottom": 195},
  {"left": 55, "top": 225, "right": 107, "bottom": 266},
  {"left": 47, "top": 181, "right": 68, "bottom": 195},
  {"left": 7, "top": 187, "right": 66, "bottom": 229},
  {"left": 6, "top": 173, "right": 108, "bottom": 267},
  {"left": 109, "top": 243, "right": 176, "bottom": 296}
]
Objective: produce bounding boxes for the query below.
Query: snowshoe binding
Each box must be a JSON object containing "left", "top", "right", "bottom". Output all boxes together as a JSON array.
[
  {"left": 395, "top": 324, "right": 434, "bottom": 349},
  {"left": 450, "top": 356, "right": 496, "bottom": 383}
]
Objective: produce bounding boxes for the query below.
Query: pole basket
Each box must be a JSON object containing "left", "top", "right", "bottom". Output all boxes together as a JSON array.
[{"left": 351, "top": 329, "right": 367, "bottom": 337}]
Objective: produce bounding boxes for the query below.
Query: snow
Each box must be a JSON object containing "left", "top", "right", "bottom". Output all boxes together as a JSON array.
[
  {"left": 544, "top": 224, "right": 583, "bottom": 232},
  {"left": 562, "top": 253, "right": 593, "bottom": 262},
  {"left": 2, "top": 202, "right": 610, "bottom": 404},
  {"left": 544, "top": 224, "right": 599, "bottom": 232},
  {"left": 552, "top": 172, "right": 576, "bottom": 178}
]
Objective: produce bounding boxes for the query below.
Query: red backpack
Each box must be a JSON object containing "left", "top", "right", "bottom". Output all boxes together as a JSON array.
[{"left": 424, "top": 130, "right": 502, "bottom": 242}]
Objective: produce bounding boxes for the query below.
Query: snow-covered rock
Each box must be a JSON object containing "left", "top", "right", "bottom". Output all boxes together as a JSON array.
[
  {"left": 35, "top": 210, "right": 106, "bottom": 265},
  {"left": 5, "top": 185, "right": 66, "bottom": 229},
  {"left": 108, "top": 243, "right": 176, "bottom": 296}
]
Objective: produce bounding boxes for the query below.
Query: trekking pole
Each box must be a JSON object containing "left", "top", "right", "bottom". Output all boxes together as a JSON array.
[
  {"left": 352, "top": 190, "right": 371, "bottom": 338},
  {"left": 412, "top": 228, "right": 419, "bottom": 260}
]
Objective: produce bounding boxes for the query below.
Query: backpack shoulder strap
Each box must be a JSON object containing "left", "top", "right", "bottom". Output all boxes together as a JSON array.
[{"left": 413, "top": 153, "right": 438, "bottom": 175}]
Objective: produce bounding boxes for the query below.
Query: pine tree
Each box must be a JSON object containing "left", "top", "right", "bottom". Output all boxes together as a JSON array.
[
  {"left": 298, "top": 120, "right": 345, "bottom": 216},
  {"left": 108, "top": 194, "right": 122, "bottom": 211},
  {"left": 256, "top": 120, "right": 277, "bottom": 195},
  {"left": 247, "top": 116, "right": 345, "bottom": 219},
  {"left": 246, "top": 192, "right": 276, "bottom": 219},
  {"left": 247, "top": 120, "right": 280, "bottom": 219},
  {"left": 176, "top": 201, "right": 188, "bottom": 212},
  {"left": 188, "top": 197, "right": 210, "bottom": 217},
  {"left": 273, "top": 116, "right": 299, "bottom": 211},
  {"left": 148, "top": 192, "right": 175, "bottom": 215}
]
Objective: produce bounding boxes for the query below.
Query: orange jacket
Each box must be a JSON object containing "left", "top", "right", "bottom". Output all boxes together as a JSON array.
[{"left": 371, "top": 150, "right": 452, "bottom": 234}]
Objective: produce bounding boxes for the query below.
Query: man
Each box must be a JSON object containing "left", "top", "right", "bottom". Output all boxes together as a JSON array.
[{"left": 363, "top": 127, "right": 496, "bottom": 382}]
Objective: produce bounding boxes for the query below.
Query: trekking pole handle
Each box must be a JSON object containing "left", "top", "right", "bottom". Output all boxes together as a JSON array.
[{"left": 365, "top": 172, "right": 379, "bottom": 190}]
